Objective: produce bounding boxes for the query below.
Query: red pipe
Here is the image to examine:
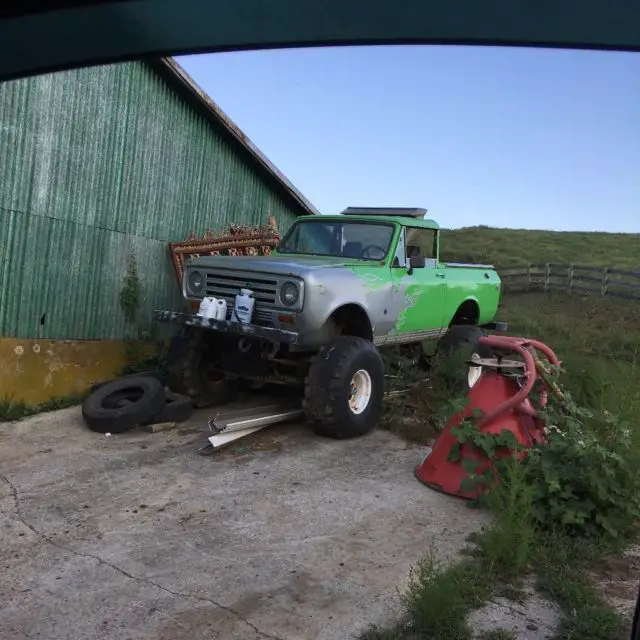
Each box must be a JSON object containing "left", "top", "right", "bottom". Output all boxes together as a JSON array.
[
  {"left": 475, "top": 335, "right": 560, "bottom": 427},
  {"left": 484, "top": 336, "right": 560, "bottom": 367}
]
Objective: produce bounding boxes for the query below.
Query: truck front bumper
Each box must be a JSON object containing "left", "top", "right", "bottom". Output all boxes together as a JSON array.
[{"left": 152, "top": 310, "right": 302, "bottom": 345}]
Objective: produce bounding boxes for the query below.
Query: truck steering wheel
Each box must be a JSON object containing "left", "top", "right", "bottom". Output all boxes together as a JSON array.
[{"left": 361, "top": 245, "right": 386, "bottom": 260}]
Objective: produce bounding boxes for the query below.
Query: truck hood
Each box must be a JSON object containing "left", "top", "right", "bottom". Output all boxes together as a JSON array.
[{"left": 188, "top": 254, "right": 370, "bottom": 277}]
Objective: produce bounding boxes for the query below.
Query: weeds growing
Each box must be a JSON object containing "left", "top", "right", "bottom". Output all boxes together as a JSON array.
[
  {"left": 119, "top": 339, "right": 168, "bottom": 377},
  {"left": 535, "top": 535, "right": 629, "bottom": 640},
  {"left": 0, "top": 392, "right": 85, "bottom": 422}
]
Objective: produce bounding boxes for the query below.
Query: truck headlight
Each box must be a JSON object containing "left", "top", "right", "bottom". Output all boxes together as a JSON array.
[
  {"left": 188, "top": 270, "right": 204, "bottom": 294},
  {"left": 281, "top": 281, "right": 299, "bottom": 307}
]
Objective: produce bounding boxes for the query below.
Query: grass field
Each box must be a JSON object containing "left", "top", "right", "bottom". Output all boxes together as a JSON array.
[
  {"left": 440, "top": 226, "right": 640, "bottom": 268},
  {"left": 499, "top": 292, "right": 640, "bottom": 418}
]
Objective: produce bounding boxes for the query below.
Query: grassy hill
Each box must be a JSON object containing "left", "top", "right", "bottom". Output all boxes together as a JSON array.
[{"left": 440, "top": 226, "right": 640, "bottom": 268}]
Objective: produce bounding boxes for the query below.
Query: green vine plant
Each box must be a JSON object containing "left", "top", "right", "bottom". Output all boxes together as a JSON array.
[
  {"left": 447, "top": 410, "right": 521, "bottom": 500},
  {"left": 450, "top": 365, "right": 640, "bottom": 540},
  {"left": 119, "top": 251, "right": 140, "bottom": 323}
]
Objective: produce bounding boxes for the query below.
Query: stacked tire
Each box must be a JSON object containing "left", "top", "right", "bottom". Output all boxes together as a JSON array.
[{"left": 82, "top": 374, "right": 193, "bottom": 434}]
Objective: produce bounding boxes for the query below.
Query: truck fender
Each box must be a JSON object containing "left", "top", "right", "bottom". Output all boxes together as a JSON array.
[
  {"left": 449, "top": 297, "right": 481, "bottom": 326},
  {"left": 323, "top": 303, "right": 374, "bottom": 342}
]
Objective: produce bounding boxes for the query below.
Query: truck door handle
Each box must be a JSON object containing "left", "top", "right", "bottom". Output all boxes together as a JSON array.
[{"left": 435, "top": 273, "right": 446, "bottom": 278}]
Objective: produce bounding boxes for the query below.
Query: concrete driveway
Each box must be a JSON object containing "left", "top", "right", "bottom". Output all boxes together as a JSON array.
[{"left": 0, "top": 403, "right": 487, "bottom": 640}]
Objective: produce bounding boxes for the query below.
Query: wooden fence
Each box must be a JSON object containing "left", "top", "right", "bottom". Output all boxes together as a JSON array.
[{"left": 498, "top": 264, "right": 640, "bottom": 301}]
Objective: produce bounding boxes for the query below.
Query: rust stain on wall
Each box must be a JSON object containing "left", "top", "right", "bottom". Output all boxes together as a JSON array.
[{"left": 0, "top": 337, "right": 143, "bottom": 404}]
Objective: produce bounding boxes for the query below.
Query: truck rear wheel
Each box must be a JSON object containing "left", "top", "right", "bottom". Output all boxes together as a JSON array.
[
  {"left": 304, "top": 336, "right": 385, "bottom": 439},
  {"left": 436, "top": 325, "right": 495, "bottom": 391},
  {"left": 166, "top": 328, "right": 236, "bottom": 408}
]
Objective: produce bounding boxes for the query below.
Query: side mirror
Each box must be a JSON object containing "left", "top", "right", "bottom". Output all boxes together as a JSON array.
[{"left": 406, "top": 255, "right": 425, "bottom": 274}]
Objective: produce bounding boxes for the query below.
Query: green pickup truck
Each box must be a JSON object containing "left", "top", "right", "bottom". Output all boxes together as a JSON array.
[{"left": 154, "top": 207, "right": 505, "bottom": 439}]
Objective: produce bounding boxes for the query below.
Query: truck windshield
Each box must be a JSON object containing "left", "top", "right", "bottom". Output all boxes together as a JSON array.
[{"left": 278, "top": 220, "right": 394, "bottom": 260}]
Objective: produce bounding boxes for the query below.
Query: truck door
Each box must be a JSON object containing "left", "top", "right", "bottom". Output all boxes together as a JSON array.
[{"left": 390, "top": 227, "right": 448, "bottom": 337}]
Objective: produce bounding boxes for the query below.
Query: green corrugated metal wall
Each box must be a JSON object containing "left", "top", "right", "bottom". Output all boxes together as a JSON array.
[{"left": 0, "top": 61, "right": 307, "bottom": 340}]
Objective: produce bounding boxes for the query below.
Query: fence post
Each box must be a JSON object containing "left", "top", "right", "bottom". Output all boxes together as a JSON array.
[
  {"left": 568, "top": 264, "right": 574, "bottom": 294},
  {"left": 499, "top": 263, "right": 636, "bottom": 300},
  {"left": 601, "top": 267, "right": 609, "bottom": 297},
  {"left": 544, "top": 263, "right": 550, "bottom": 292}
]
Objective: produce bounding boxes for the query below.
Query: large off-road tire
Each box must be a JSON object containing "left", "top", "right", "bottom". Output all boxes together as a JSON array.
[
  {"left": 304, "top": 336, "right": 385, "bottom": 439},
  {"left": 165, "top": 328, "right": 235, "bottom": 408},
  {"left": 436, "top": 325, "right": 495, "bottom": 391},
  {"left": 90, "top": 370, "right": 166, "bottom": 394},
  {"left": 82, "top": 376, "right": 166, "bottom": 434}
]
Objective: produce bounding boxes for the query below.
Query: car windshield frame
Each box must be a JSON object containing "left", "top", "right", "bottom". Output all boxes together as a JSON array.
[{"left": 277, "top": 219, "right": 396, "bottom": 261}]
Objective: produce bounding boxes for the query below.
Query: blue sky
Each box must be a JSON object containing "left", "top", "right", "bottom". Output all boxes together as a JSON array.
[{"left": 177, "top": 46, "right": 639, "bottom": 233}]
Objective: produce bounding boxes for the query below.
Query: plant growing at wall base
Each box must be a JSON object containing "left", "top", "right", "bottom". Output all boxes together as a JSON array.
[
  {"left": 120, "top": 340, "right": 169, "bottom": 377},
  {"left": 0, "top": 392, "right": 86, "bottom": 422},
  {"left": 119, "top": 252, "right": 140, "bottom": 323}
]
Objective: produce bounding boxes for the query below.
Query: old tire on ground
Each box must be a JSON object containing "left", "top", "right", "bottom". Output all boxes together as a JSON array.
[
  {"left": 141, "top": 390, "right": 194, "bottom": 425},
  {"left": 436, "top": 325, "right": 495, "bottom": 391},
  {"left": 90, "top": 370, "right": 166, "bottom": 394},
  {"left": 165, "top": 328, "right": 235, "bottom": 408},
  {"left": 304, "top": 336, "right": 385, "bottom": 439},
  {"left": 82, "top": 376, "right": 166, "bottom": 434}
]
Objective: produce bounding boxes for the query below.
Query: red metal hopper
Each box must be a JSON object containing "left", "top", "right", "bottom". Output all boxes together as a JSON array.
[{"left": 416, "top": 336, "right": 561, "bottom": 500}]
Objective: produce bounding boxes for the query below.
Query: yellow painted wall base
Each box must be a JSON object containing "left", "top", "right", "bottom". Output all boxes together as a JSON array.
[{"left": 0, "top": 338, "right": 156, "bottom": 405}]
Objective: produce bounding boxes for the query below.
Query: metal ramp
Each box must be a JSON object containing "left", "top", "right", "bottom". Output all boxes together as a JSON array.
[{"left": 198, "top": 395, "right": 304, "bottom": 455}]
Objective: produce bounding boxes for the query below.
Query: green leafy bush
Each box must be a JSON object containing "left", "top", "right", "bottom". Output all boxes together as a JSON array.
[
  {"left": 449, "top": 370, "right": 640, "bottom": 541},
  {"left": 524, "top": 392, "right": 640, "bottom": 539}
]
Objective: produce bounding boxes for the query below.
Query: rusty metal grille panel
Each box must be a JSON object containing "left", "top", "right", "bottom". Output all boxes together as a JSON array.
[
  {"left": 203, "top": 269, "right": 281, "bottom": 325},
  {"left": 204, "top": 271, "right": 279, "bottom": 305},
  {"left": 0, "top": 60, "right": 304, "bottom": 339}
]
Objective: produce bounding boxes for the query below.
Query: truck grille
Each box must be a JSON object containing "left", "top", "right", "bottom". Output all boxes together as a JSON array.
[{"left": 204, "top": 270, "right": 279, "bottom": 325}]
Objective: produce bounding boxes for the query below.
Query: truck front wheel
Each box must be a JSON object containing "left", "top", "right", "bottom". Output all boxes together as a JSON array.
[
  {"left": 304, "top": 336, "right": 385, "bottom": 439},
  {"left": 436, "top": 325, "right": 495, "bottom": 391}
]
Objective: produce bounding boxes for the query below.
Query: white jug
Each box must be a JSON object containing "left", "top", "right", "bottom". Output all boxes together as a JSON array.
[
  {"left": 214, "top": 298, "right": 228, "bottom": 321},
  {"left": 198, "top": 296, "right": 218, "bottom": 319},
  {"left": 231, "top": 289, "right": 255, "bottom": 324}
]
